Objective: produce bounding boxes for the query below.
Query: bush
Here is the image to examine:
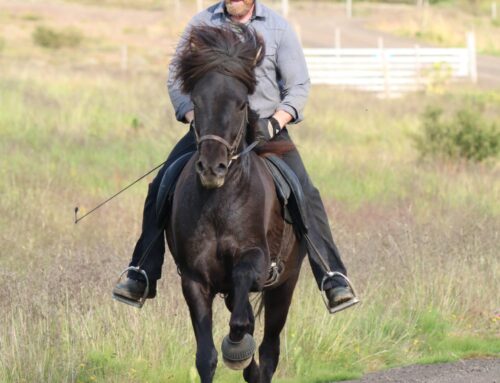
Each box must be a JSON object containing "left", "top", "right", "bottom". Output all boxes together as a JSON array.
[
  {"left": 415, "top": 105, "right": 499, "bottom": 162},
  {"left": 32, "top": 26, "right": 83, "bottom": 49}
]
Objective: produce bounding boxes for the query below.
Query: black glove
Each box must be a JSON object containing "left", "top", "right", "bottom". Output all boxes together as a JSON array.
[{"left": 256, "top": 117, "right": 281, "bottom": 142}]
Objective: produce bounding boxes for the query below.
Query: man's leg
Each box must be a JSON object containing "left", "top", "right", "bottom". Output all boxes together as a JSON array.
[
  {"left": 113, "top": 129, "right": 196, "bottom": 302},
  {"left": 275, "top": 129, "right": 357, "bottom": 312}
]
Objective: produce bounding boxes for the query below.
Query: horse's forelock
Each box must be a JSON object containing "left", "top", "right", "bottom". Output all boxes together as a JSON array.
[{"left": 174, "top": 25, "right": 264, "bottom": 94}]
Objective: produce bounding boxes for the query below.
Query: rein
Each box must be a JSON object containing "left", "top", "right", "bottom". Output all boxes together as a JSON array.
[{"left": 193, "top": 107, "right": 258, "bottom": 167}]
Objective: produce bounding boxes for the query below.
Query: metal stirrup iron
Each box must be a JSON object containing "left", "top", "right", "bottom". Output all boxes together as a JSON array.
[
  {"left": 320, "top": 271, "right": 360, "bottom": 314},
  {"left": 112, "top": 266, "right": 150, "bottom": 309}
]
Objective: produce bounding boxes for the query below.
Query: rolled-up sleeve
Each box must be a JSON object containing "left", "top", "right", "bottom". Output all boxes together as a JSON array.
[{"left": 276, "top": 24, "right": 311, "bottom": 124}]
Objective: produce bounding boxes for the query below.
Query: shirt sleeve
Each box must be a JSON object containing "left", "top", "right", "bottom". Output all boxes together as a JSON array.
[
  {"left": 276, "top": 23, "right": 311, "bottom": 124},
  {"left": 167, "top": 21, "right": 196, "bottom": 123}
]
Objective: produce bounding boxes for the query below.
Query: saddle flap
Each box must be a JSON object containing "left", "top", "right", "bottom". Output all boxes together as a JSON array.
[
  {"left": 264, "top": 158, "right": 291, "bottom": 204},
  {"left": 264, "top": 155, "right": 309, "bottom": 235}
]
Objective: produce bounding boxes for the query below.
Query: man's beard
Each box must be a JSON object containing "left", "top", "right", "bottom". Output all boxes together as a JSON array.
[{"left": 225, "top": 0, "right": 254, "bottom": 17}]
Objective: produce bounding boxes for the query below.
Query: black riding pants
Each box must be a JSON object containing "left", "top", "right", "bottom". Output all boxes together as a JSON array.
[{"left": 128, "top": 128, "right": 347, "bottom": 290}]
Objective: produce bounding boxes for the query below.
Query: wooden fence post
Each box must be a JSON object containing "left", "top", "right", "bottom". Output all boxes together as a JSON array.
[
  {"left": 378, "top": 37, "right": 389, "bottom": 97},
  {"left": 346, "top": 0, "right": 352, "bottom": 18},
  {"left": 466, "top": 31, "right": 477, "bottom": 83},
  {"left": 415, "top": 44, "right": 421, "bottom": 88},
  {"left": 294, "top": 23, "right": 302, "bottom": 45},
  {"left": 335, "top": 28, "right": 341, "bottom": 50},
  {"left": 282, "top": 0, "right": 289, "bottom": 18}
]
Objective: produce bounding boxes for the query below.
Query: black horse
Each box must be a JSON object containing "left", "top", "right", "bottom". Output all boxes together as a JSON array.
[{"left": 165, "top": 25, "right": 306, "bottom": 383}]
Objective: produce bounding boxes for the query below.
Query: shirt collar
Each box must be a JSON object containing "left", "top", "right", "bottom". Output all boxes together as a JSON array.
[{"left": 214, "top": 1, "right": 265, "bottom": 20}]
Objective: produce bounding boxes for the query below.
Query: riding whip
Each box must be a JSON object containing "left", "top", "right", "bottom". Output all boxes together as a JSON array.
[{"left": 74, "top": 160, "right": 166, "bottom": 224}]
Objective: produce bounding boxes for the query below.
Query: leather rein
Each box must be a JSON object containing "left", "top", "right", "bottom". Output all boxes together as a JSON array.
[{"left": 193, "top": 106, "right": 259, "bottom": 167}]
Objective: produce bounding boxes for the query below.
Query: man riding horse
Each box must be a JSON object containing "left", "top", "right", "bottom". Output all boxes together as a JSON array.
[{"left": 113, "top": 0, "right": 358, "bottom": 313}]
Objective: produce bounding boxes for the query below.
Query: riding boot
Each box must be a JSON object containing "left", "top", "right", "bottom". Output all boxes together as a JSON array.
[
  {"left": 114, "top": 129, "right": 197, "bottom": 304},
  {"left": 274, "top": 128, "right": 358, "bottom": 312}
]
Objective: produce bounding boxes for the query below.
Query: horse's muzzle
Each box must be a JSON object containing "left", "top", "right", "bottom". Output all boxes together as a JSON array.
[
  {"left": 199, "top": 173, "right": 225, "bottom": 189},
  {"left": 196, "top": 158, "right": 228, "bottom": 189}
]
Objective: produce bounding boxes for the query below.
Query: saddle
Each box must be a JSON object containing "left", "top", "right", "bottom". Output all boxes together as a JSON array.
[
  {"left": 263, "top": 155, "right": 308, "bottom": 236},
  {"left": 155, "top": 153, "right": 308, "bottom": 238}
]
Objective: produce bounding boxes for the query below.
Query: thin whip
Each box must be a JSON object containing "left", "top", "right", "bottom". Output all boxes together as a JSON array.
[{"left": 74, "top": 160, "right": 167, "bottom": 224}]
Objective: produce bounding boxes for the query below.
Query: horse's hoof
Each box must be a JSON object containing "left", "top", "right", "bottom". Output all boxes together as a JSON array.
[{"left": 221, "top": 334, "right": 256, "bottom": 370}]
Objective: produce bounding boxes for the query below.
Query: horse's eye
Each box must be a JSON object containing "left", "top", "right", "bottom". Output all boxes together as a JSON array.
[{"left": 238, "top": 102, "right": 247, "bottom": 111}]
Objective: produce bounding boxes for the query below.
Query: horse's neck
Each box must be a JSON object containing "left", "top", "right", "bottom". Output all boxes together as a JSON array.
[{"left": 204, "top": 155, "right": 255, "bottom": 206}]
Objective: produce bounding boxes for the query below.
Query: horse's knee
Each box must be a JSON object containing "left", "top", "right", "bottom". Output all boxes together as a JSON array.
[{"left": 232, "top": 263, "right": 260, "bottom": 290}]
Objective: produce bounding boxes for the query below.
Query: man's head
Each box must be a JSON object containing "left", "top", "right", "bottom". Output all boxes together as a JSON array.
[{"left": 225, "top": 0, "right": 254, "bottom": 18}]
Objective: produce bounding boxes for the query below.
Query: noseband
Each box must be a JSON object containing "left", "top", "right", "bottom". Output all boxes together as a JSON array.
[{"left": 194, "top": 107, "right": 258, "bottom": 167}]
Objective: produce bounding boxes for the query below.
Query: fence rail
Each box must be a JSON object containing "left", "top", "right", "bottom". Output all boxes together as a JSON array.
[{"left": 304, "top": 33, "right": 477, "bottom": 95}]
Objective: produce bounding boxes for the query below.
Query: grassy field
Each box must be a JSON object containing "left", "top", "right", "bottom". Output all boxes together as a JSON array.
[
  {"left": 0, "top": 1, "right": 499, "bottom": 382},
  {"left": 362, "top": 1, "right": 500, "bottom": 55}
]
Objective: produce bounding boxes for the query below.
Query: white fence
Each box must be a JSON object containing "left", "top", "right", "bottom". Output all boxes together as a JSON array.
[{"left": 304, "top": 33, "right": 477, "bottom": 96}]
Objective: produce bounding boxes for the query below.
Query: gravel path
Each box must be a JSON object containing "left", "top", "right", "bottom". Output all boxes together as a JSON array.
[{"left": 341, "top": 358, "right": 500, "bottom": 383}]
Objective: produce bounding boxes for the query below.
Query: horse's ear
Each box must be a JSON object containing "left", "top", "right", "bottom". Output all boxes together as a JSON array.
[
  {"left": 253, "top": 46, "right": 262, "bottom": 66},
  {"left": 190, "top": 38, "right": 197, "bottom": 51},
  {"left": 253, "top": 44, "right": 264, "bottom": 67}
]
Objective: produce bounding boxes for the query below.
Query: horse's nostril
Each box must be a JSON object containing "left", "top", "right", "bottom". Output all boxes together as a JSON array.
[
  {"left": 216, "top": 163, "right": 228, "bottom": 174},
  {"left": 196, "top": 160, "right": 205, "bottom": 173}
]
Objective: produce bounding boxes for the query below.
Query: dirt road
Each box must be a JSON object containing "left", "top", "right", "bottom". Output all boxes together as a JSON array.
[{"left": 342, "top": 358, "right": 500, "bottom": 383}]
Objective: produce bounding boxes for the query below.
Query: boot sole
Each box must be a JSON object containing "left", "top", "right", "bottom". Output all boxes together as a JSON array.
[
  {"left": 112, "top": 292, "right": 145, "bottom": 308},
  {"left": 328, "top": 297, "right": 360, "bottom": 314}
]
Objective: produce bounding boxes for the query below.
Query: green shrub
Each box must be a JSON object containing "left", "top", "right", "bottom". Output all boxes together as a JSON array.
[
  {"left": 32, "top": 26, "right": 83, "bottom": 49},
  {"left": 416, "top": 105, "right": 499, "bottom": 162}
]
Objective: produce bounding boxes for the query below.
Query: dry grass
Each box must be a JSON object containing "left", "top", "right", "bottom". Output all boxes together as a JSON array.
[
  {"left": 0, "top": 61, "right": 498, "bottom": 382},
  {"left": 363, "top": 2, "right": 500, "bottom": 55},
  {"left": 0, "top": 1, "right": 498, "bottom": 382}
]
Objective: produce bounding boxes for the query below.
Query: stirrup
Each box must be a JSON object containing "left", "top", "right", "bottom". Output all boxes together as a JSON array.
[
  {"left": 112, "top": 266, "right": 149, "bottom": 309},
  {"left": 320, "top": 271, "right": 360, "bottom": 314}
]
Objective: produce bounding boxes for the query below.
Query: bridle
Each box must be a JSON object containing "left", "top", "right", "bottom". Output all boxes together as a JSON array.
[{"left": 193, "top": 106, "right": 259, "bottom": 167}]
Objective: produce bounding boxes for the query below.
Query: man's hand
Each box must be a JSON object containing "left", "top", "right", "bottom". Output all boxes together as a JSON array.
[
  {"left": 256, "top": 117, "right": 281, "bottom": 142},
  {"left": 185, "top": 110, "right": 194, "bottom": 124}
]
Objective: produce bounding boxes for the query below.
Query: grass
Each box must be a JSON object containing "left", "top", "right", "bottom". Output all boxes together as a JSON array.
[
  {"left": 0, "top": 61, "right": 498, "bottom": 382},
  {"left": 0, "top": 1, "right": 499, "bottom": 382},
  {"left": 363, "top": 2, "right": 500, "bottom": 55},
  {"left": 32, "top": 25, "right": 83, "bottom": 49}
]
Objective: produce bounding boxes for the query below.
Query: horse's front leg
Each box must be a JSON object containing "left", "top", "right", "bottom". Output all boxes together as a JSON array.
[
  {"left": 229, "top": 247, "right": 267, "bottom": 341},
  {"left": 222, "top": 247, "right": 267, "bottom": 375},
  {"left": 224, "top": 295, "right": 260, "bottom": 383},
  {"left": 181, "top": 276, "right": 217, "bottom": 383}
]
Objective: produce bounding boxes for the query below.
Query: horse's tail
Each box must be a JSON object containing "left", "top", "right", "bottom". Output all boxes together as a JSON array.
[{"left": 252, "top": 292, "right": 265, "bottom": 319}]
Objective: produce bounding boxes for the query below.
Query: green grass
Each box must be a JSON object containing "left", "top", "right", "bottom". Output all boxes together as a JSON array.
[{"left": 0, "top": 57, "right": 499, "bottom": 382}]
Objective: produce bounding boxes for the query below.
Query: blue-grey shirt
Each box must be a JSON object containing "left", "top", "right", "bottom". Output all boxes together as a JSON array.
[{"left": 167, "top": 0, "right": 310, "bottom": 124}]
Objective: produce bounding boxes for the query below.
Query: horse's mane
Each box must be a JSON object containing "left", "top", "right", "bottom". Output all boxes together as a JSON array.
[
  {"left": 174, "top": 24, "right": 264, "bottom": 94},
  {"left": 174, "top": 24, "right": 295, "bottom": 156}
]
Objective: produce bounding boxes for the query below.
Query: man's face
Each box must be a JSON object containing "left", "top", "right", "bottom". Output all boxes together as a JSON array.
[{"left": 225, "top": 0, "right": 254, "bottom": 17}]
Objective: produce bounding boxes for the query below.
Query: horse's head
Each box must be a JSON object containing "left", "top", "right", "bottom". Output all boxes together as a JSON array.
[{"left": 174, "top": 25, "right": 264, "bottom": 189}]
